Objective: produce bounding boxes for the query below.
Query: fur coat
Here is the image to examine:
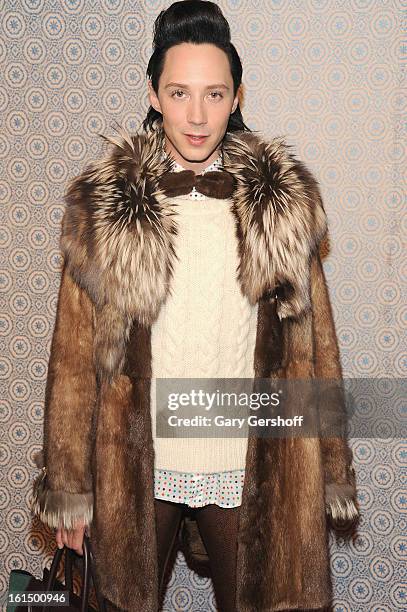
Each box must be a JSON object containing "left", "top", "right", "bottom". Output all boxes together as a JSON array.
[{"left": 31, "top": 124, "right": 360, "bottom": 611}]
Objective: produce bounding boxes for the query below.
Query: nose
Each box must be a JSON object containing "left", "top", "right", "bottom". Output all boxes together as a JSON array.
[{"left": 187, "top": 97, "right": 207, "bottom": 125}]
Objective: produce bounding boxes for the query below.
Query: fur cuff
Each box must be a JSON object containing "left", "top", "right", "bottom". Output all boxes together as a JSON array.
[
  {"left": 325, "top": 482, "right": 359, "bottom": 529},
  {"left": 31, "top": 450, "right": 93, "bottom": 530}
]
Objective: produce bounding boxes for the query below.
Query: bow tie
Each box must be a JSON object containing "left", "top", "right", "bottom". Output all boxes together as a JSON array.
[{"left": 158, "top": 169, "right": 235, "bottom": 199}]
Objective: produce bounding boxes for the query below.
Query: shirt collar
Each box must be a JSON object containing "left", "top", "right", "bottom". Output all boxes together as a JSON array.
[{"left": 161, "top": 150, "right": 223, "bottom": 174}]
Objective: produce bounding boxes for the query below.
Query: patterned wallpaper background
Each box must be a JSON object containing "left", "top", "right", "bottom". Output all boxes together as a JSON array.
[{"left": 0, "top": 0, "right": 405, "bottom": 610}]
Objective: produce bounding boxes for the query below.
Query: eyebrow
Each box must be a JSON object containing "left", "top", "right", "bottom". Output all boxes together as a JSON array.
[{"left": 165, "top": 82, "right": 230, "bottom": 90}]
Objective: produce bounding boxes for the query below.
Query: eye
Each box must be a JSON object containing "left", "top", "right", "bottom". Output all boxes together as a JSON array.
[
  {"left": 171, "top": 89, "right": 185, "bottom": 99},
  {"left": 209, "top": 91, "right": 223, "bottom": 99}
]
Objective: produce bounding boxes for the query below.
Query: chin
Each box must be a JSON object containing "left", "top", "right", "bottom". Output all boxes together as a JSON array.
[
  {"left": 183, "top": 151, "right": 211, "bottom": 162},
  {"left": 180, "top": 144, "right": 214, "bottom": 162}
]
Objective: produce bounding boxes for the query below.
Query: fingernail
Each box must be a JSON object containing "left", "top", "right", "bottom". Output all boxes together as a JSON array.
[{"left": 57, "top": 543, "right": 63, "bottom": 549}]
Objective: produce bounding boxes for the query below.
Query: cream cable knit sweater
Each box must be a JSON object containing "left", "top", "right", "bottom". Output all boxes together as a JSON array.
[{"left": 150, "top": 188, "right": 259, "bottom": 473}]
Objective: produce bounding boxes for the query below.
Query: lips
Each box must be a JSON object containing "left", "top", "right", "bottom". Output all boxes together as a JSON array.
[{"left": 185, "top": 134, "right": 208, "bottom": 146}]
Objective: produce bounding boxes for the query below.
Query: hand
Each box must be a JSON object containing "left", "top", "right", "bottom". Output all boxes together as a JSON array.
[{"left": 56, "top": 519, "right": 86, "bottom": 555}]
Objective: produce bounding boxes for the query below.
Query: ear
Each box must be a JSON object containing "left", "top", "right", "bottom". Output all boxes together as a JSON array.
[
  {"left": 147, "top": 79, "right": 162, "bottom": 113},
  {"left": 231, "top": 87, "right": 240, "bottom": 114}
]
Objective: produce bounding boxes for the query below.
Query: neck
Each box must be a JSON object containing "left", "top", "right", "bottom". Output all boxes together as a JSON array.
[{"left": 163, "top": 138, "right": 223, "bottom": 175}]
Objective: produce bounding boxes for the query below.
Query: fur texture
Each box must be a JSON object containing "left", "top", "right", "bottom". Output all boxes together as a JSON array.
[
  {"left": 158, "top": 167, "right": 236, "bottom": 198},
  {"left": 60, "top": 125, "right": 327, "bottom": 381},
  {"left": 31, "top": 124, "right": 359, "bottom": 612},
  {"left": 31, "top": 464, "right": 93, "bottom": 530}
]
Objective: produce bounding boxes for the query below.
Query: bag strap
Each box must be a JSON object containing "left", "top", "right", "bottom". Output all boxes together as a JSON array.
[{"left": 43, "top": 534, "right": 105, "bottom": 612}]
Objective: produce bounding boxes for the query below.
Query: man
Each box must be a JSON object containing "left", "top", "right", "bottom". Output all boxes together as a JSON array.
[{"left": 32, "top": 3, "right": 359, "bottom": 610}]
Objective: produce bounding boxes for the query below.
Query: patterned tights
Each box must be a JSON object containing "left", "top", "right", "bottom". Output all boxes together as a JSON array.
[{"left": 154, "top": 498, "right": 240, "bottom": 612}]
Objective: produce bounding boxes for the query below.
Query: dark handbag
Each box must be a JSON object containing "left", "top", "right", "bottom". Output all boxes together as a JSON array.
[{"left": 7, "top": 534, "right": 106, "bottom": 612}]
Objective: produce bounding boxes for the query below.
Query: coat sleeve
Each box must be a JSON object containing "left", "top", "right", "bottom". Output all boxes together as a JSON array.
[
  {"left": 30, "top": 261, "right": 97, "bottom": 530},
  {"left": 310, "top": 250, "right": 360, "bottom": 529}
]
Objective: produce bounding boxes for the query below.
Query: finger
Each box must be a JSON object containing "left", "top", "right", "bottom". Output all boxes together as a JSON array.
[
  {"left": 55, "top": 528, "right": 63, "bottom": 549},
  {"left": 72, "top": 527, "right": 84, "bottom": 555},
  {"left": 67, "top": 529, "right": 74, "bottom": 550},
  {"left": 73, "top": 521, "right": 85, "bottom": 554},
  {"left": 61, "top": 528, "right": 69, "bottom": 548}
]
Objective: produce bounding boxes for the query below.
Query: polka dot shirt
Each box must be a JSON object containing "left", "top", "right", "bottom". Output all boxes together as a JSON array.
[{"left": 154, "top": 468, "right": 245, "bottom": 508}]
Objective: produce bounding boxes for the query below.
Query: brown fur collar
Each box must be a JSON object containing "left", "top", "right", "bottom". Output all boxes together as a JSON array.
[{"left": 61, "top": 124, "right": 328, "bottom": 379}]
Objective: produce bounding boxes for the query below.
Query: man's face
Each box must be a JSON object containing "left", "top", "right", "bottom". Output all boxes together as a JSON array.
[{"left": 148, "top": 42, "right": 239, "bottom": 174}]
